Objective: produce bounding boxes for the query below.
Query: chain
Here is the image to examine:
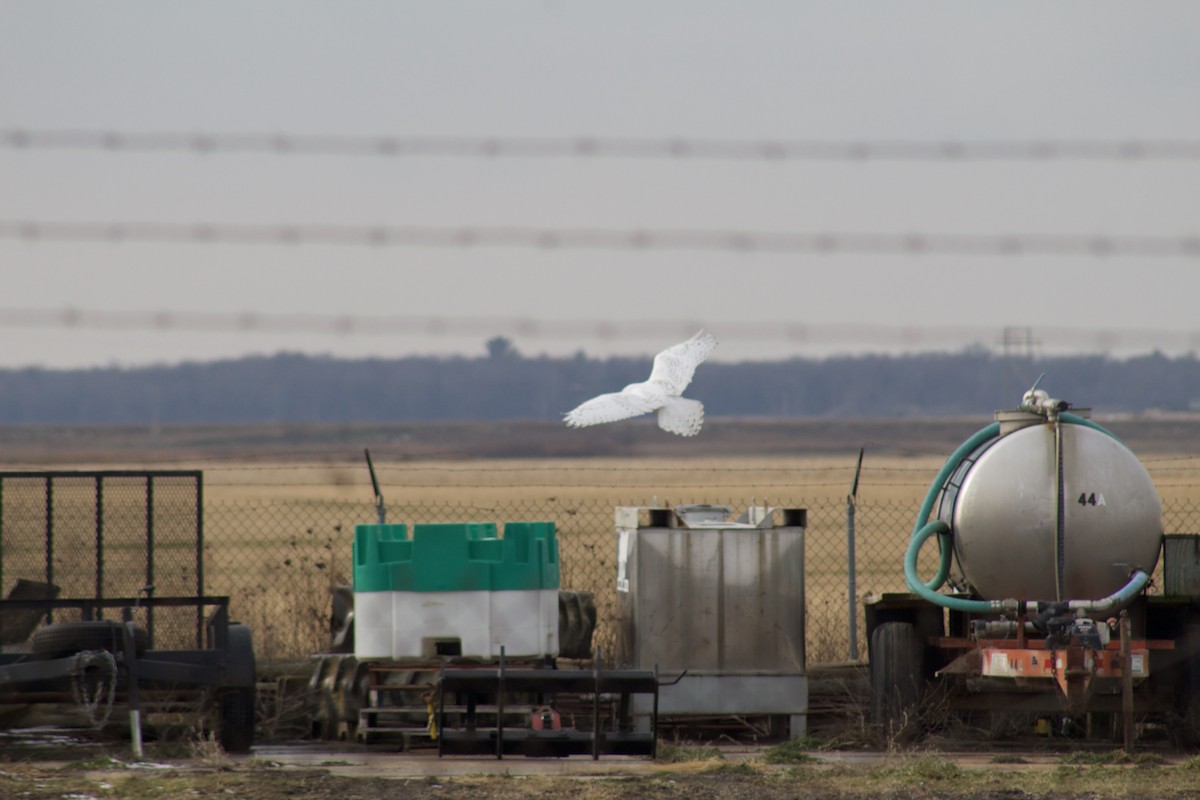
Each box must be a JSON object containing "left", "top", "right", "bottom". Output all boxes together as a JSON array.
[{"left": 70, "top": 650, "right": 119, "bottom": 729}]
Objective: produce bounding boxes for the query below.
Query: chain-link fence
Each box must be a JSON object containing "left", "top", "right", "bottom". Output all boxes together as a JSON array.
[
  {"left": 8, "top": 478, "right": 1196, "bottom": 667},
  {"left": 200, "top": 492, "right": 1199, "bottom": 666}
]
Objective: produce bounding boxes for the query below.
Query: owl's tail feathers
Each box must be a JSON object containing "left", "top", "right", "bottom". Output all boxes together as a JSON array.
[{"left": 656, "top": 396, "right": 704, "bottom": 437}]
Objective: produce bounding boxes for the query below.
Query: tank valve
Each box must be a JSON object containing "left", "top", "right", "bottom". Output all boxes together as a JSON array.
[
  {"left": 1020, "top": 387, "right": 1070, "bottom": 417},
  {"left": 971, "top": 619, "right": 1022, "bottom": 639}
]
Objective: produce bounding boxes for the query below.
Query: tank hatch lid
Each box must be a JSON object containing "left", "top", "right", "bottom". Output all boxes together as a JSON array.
[
  {"left": 675, "top": 504, "right": 744, "bottom": 527},
  {"left": 615, "top": 504, "right": 807, "bottom": 530},
  {"left": 612, "top": 504, "right": 747, "bottom": 529}
]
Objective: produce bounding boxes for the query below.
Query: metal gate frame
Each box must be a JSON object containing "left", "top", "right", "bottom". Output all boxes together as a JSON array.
[{"left": 0, "top": 470, "right": 204, "bottom": 646}]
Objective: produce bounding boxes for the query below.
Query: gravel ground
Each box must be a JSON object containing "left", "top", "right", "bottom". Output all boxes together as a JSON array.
[{"left": 4, "top": 736, "right": 1200, "bottom": 800}]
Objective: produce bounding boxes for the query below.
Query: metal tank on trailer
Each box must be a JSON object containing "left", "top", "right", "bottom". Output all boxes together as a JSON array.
[
  {"left": 865, "top": 383, "right": 1200, "bottom": 748},
  {"left": 940, "top": 402, "right": 1163, "bottom": 603},
  {"left": 614, "top": 503, "right": 808, "bottom": 738}
]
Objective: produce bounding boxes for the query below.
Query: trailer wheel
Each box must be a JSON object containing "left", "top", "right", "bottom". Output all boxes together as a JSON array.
[
  {"left": 31, "top": 620, "right": 148, "bottom": 659},
  {"left": 1170, "top": 622, "right": 1200, "bottom": 747},
  {"left": 869, "top": 621, "right": 924, "bottom": 728},
  {"left": 215, "top": 622, "right": 257, "bottom": 753}
]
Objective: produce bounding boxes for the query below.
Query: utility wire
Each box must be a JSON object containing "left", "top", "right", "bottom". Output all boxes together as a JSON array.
[
  {"left": 3, "top": 220, "right": 1199, "bottom": 257},
  {"left": 4, "top": 129, "right": 1200, "bottom": 162}
]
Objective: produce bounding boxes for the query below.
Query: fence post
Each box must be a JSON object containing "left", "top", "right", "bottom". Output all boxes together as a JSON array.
[
  {"left": 365, "top": 448, "right": 386, "bottom": 525},
  {"left": 846, "top": 448, "right": 864, "bottom": 662}
]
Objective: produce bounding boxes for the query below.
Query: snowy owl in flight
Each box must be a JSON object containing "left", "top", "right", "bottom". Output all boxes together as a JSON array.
[{"left": 564, "top": 330, "right": 718, "bottom": 437}]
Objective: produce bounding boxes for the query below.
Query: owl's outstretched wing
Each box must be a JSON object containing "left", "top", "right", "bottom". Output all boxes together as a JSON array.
[
  {"left": 564, "top": 391, "right": 659, "bottom": 428},
  {"left": 646, "top": 329, "right": 718, "bottom": 396}
]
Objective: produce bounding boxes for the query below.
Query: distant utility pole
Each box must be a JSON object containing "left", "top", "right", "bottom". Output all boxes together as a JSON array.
[{"left": 997, "top": 326, "right": 1040, "bottom": 397}]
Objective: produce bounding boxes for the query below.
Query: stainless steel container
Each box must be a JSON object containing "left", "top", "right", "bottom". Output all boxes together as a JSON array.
[
  {"left": 939, "top": 415, "right": 1162, "bottom": 602},
  {"left": 614, "top": 504, "right": 808, "bottom": 737}
]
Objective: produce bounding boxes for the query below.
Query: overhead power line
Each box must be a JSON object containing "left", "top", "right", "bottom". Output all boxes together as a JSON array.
[
  {"left": 4, "top": 129, "right": 1200, "bottom": 162},
  {"left": 2, "top": 220, "right": 1198, "bottom": 258}
]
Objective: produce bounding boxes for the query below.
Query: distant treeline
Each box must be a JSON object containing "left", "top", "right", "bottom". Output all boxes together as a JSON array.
[{"left": 1, "top": 343, "right": 1198, "bottom": 424}]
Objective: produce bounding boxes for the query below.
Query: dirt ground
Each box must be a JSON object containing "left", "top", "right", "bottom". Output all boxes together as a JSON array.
[
  {"left": 2, "top": 759, "right": 1200, "bottom": 800},
  {"left": 5, "top": 739, "right": 1200, "bottom": 800}
]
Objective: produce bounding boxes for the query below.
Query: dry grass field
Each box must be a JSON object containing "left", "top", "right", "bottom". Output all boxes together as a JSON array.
[{"left": 4, "top": 417, "right": 1200, "bottom": 663}]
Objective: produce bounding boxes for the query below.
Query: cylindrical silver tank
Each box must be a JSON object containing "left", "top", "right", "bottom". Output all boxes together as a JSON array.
[{"left": 938, "top": 416, "right": 1162, "bottom": 602}]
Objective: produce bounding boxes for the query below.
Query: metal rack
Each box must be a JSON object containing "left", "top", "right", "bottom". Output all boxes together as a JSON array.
[{"left": 436, "top": 650, "right": 658, "bottom": 759}]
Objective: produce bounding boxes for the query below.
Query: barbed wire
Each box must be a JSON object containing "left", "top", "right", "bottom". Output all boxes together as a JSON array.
[
  {"left": 0, "top": 306, "right": 713, "bottom": 339},
  {"left": 5, "top": 455, "right": 1181, "bottom": 476},
  {"left": 16, "top": 439, "right": 1195, "bottom": 466},
  {"left": 0, "top": 456, "right": 934, "bottom": 475},
  {"left": 6, "top": 460, "right": 1184, "bottom": 478},
  {"left": 173, "top": 477, "right": 1200, "bottom": 489},
  {"left": 3, "top": 220, "right": 1199, "bottom": 257},
  {"left": 201, "top": 496, "right": 853, "bottom": 510},
  {"left": 201, "top": 479, "right": 890, "bottom": 488},
  {"left": 8, "top": 453, "right": 1185, "bottom": 477},
  {"left": 203, "top": 463, "right": 864, "bottom": 473},
  {"left": 5, "top": 129, "right": 1200, "bottom": 162},
  {"left": 9, "top": 306, "right": 1200, "bottom": 353}
]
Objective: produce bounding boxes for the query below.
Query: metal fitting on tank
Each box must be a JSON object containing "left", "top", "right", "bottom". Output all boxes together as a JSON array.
[
  {"left": 1020, "top": 388, "right": 1070, "bottom": 417},
  {"left": 971, "top": 619, "right": 1024, "bottom": 639}
]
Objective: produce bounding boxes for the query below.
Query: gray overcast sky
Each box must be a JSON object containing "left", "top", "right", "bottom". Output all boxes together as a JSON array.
[{"left": 2, "top": 2, "right": 1200, "bottom": 368}]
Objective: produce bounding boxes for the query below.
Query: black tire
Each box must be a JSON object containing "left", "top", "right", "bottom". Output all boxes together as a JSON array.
[
  {"left": 217, "top": 622, "right": 257, "bottom": 752},
  {"left": 869, "top": 621, "right": 924, "bottom": 727},
  {"left": 218, "top": 686, "right": 256, "bottom": 753},
  {"left": 1169, "top": 622, "right": 1200, "bottom": 747},
  {"left": 558, "top": 590, "right": 597, "bottom": 659},
  {"left": 31, "top": 620, "right": 148, "bottom": 660}
]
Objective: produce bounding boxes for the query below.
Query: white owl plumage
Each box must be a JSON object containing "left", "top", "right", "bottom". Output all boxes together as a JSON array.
[{"left": 564, "top": 329, "right": 718, "bottom": 436}]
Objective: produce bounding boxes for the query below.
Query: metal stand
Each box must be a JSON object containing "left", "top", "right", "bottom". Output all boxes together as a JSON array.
[{"left": 436, "top": 647, "right": 658, "bottom": 758}]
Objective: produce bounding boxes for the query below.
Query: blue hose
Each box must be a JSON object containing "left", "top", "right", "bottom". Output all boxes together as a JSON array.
[
  {"left": 906, "top": 517, "right": 1151, "bottom": 614},
  {"left": 905, "top": 518, "right": 993, "bottom": 612},
  {"left": 908, "top": 422, "right": 999, "bottom": 591}
]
